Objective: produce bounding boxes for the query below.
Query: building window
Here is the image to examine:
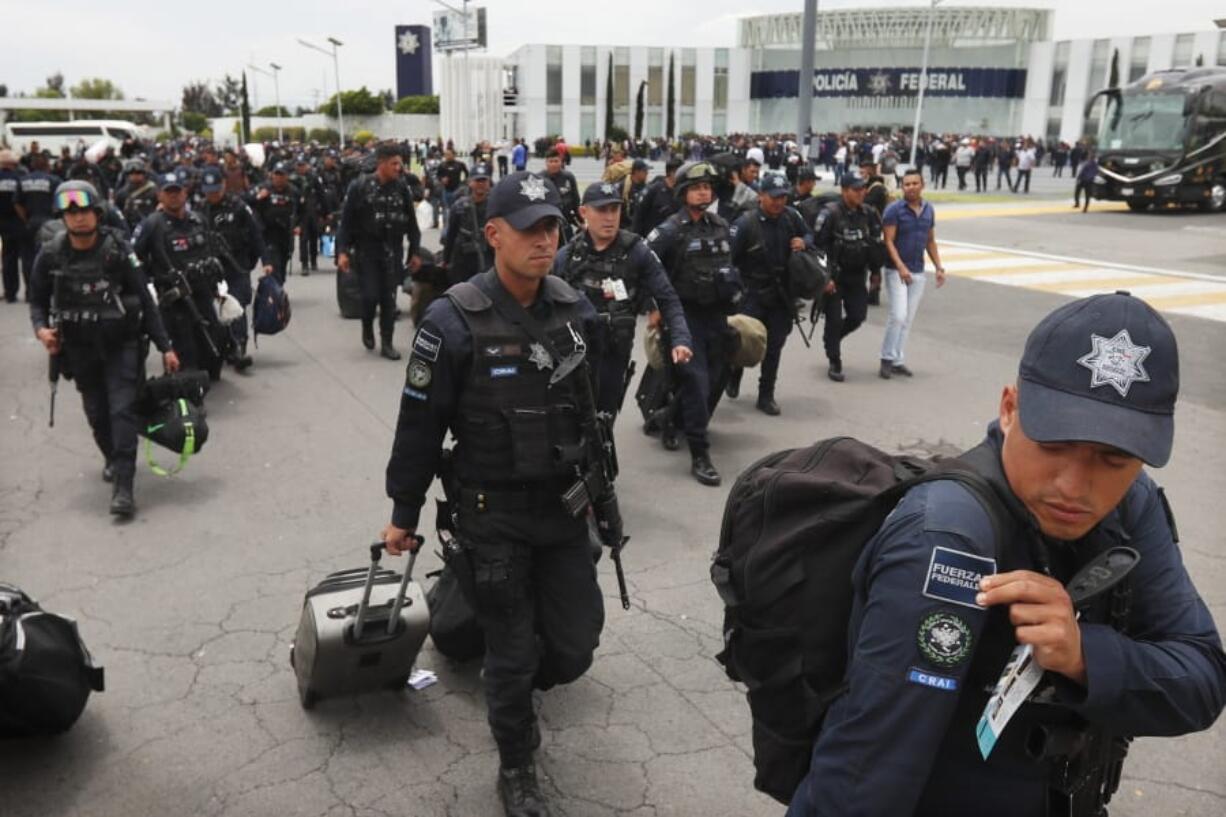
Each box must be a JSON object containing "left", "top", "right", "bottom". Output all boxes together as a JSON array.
[
  {"left": 680, "top": 110, "right": 695, "bottom": 135},
  {"left": 712, "top": 112, "right": 727, "bottom": 136},
  {"left": 580, "top": 46, "right": 596, "bottom": 105},
  {"left": 1130, "top": 37, "right": 1150, "bottom": 82},
  {"left": 1046, "top": 116, "right": 1062, "bottom": 141},
  {"left": 1087, "top": 39, "right": 1110, "bottom": 92},
  {"left": 1172, "top": 34, "right": 1194, "bottom": 68},
  {"left": 714, "top": 48, "right": 729, "bottom": 111},
  {"left": 681, "top": 48, "right": 696, "bottom": 107},
  {"left": 645, "top": 112, "right": 662, "bottom": 138},
  {"left": 648, "top": 65, "right": 663, "bottom": 106},
  {"left": 1049, "top": 42, "right": 1069, "bottom": 107},
  {"left": 547, "top": 111, "right": 563, "bottom": 139},
  {"left": 546, "top": 45, "right": 562, "bottom": 106},
  {"left": 614, "top": 47, "right": 631, "bottom": 109},
  {"left": 1219, "top": 32, "right": 1226, "bottom": 66},
  {"left": 581, "top": 112, "right": 596, "bottom": 144}
]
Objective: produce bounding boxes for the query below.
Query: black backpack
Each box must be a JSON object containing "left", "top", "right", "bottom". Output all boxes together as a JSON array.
[
  {"left": 0, "top": 583, "right": 105, "bottom": 737},
  {"left": 710, "top": 437, "right": 1009, "bottom": 804}
]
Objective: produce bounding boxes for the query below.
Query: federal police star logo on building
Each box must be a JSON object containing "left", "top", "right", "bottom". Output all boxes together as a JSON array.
[
  {"left": 519, "top": 176, "right": 548, "bottom": 201},
  {"left": 1076, "top": 329, "right": 1152, "bottom": 398},
  {"left": 398, "top": 30, "right": 420, "bottom": 55},
  {"left": 868, "top": 71, "right": 892, "bottom": 96}
]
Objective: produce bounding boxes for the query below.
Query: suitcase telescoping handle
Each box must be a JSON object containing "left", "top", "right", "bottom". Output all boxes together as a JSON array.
[
  {"left": 387, "top": 539, "right": 423, "bottom": 635},
  {"left": 353, "top": 538, "right": 424, "bottom": 639}
]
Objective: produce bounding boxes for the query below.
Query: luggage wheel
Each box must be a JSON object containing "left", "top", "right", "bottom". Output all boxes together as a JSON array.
[{"left": 299, "top": 684, "right": 318, "bottom": 709}]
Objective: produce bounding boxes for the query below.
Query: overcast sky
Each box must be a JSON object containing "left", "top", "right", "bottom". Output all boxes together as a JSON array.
[{"left": 4, "top": 1, "right": 1223, "bottom": 112}]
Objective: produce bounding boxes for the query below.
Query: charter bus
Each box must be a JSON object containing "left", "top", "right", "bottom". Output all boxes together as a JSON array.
[
  {"left": 2, "top": 120, "right": 143, "bottom": 157},
  {"left": 1086, "top": 67, "right": 1226, "bottom": 212}
]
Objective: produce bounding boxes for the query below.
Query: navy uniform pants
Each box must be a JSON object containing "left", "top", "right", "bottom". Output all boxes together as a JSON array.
[
  {"left": 822, "top": 273, "right": 869, "bottom": 366},
  {"left": 163, "top": 289, "right": 226, "bottom": 374},
  {"left": 1, "top": 230, "right": 23, "bottom": 301},
  {"left": 226, "top": 268, "right": 253, "bottom": 347},
  {"left": 265, "top": 229, "right": 293, "bottom": 284},
  {"left": 298, "top": 218, "right": 320, "bottom": 268},
  {"left": 357, "top": 252, "right": 400, "bottom": 340},
  {"left": 593, "top": 320, "right": 635, "bottom": 418},
  {"left": 675, "top": 304, "right": 730, "bottom": 453},
  {"left": 739, "top": 290, "right": 793, "bottom": 399},
  {"left": 65, "top": 338, "right": 142, "bottom": 479},
  {"left": 457, "top": 506, "right": 604, "bottom": 768}
]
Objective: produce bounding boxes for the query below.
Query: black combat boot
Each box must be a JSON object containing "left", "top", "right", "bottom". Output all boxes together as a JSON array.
[
  {"left": 690, "top": 448, "right": 721, "bottom": 487},
  {"left": 827, "top": 361, "right": 845, "bottom": 382},
  {"left": 661, "top": 422, "right": 680, "bottom": 452},
  {"left": 380, "top": 336, "right": 402, "bottom": 361},
  {"left": 102, "top": 461, "right": 115, "bottom": 483},
  {"left": 756, "top": 393, "right": 781, "bottom": 416},
  {"left": 361, "top": 321, "right": 376, "bottom": 350},
  {"left": 725, "top": 367, "right": 743, "bottom": 399},
  {"left": 109, "top": 473, "right": 135, "bottom": 518},
  {"left": 497, "top": 762, "right": 550, "bottom": 817}
]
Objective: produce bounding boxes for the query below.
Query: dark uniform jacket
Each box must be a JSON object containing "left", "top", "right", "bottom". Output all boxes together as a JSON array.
[
  {"left": 385, "top": 269, "right": 601, "bottom": 532},
  {"left": 790, "top": 423, "right": 1226, "bottom": 817},
  {"left": 813, "top": 200, "right": 884, "bottom": 283},
  {"left": 335, "top": 173, "right": 422, "bottom": 267},
  {"left": 631, "top": 175, "right": 680, "bottom": 238},
  {"left": 729, "top": 205, "right": 814, "bottom": 302}
]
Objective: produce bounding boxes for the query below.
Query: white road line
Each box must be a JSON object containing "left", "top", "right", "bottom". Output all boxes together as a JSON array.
[{"left": 939, "top": 240, "right": 1226, "bottom": 284}]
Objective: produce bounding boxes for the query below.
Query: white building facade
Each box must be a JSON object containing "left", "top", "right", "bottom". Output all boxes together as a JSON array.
[{"left": 484, "top": 8, "right": 1226, "bottom": 146}]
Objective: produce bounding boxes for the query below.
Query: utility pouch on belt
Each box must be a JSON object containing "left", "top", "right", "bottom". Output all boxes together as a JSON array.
[{"left": 469, "top": 541, "right": 517, "bottom": 612}]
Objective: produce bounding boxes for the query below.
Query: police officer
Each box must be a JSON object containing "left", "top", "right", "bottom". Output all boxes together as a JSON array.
[
  {"left": 631, "top": 156, "right": 682, "bottom": 238},
  {"left": 199, "top": 165, "right": 269, "bottom": 368},
  {"left": 814, "top": 176, "right": 884, "bottom": 382},
  {"left": 250, "top": 162, "right": 299, "bottom": 284},
  {"left": 18, "top": 152, "right": 61, "bottom": 278},
  {"left": 292, "top": 155, "right": 328, "bottom": 274},
  {"left": 0, "top": 150, "right": 26, "bottom": 303},
  {"left": 860, "top": 159, "right": 890, "bottom": 306},
  {"left": 620, "top": 159, "right": 650, "bottom": 230},
  {"left": 646, "top": 161, "right": 744, "bottom": 486},
  {"left": 441, "top": 162, "right": 492, "bottom": 285},
  {"left": 29, "top": 180, "right": 180, "bottom": 517},
  {"left": 727, "top": 173, "right": 813, "bottom": 415},
  {"left": 543, "top": 148, "right": 581, "bottom": 238},
  {"left": 134, "top": 172, "right": 231, "bottom": 379},
  {"left": 381, "top": 171, "right": 606, "bottom": 817},
  {"left": 553, "top": 181, "right": 693, "bottom": 418},
  {"left": 114, "top": 160, "right": 158, "bottom": 231},
  {"left": 787, "top": 292, "right": 1226, "bottom": 816},
  {"left": 336, "top": 142, "right": 423, "bottom": 360},
  {"left": 790, "top": 166, "right": 817, "bottom": 207}
]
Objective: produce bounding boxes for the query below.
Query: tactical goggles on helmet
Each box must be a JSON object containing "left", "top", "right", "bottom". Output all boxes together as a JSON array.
[
  {"left": 56, "top": 189, "right": 98, "bottom": 212},
  {"left": 680, "top": 162, "right": 715, "bottom": 182}
]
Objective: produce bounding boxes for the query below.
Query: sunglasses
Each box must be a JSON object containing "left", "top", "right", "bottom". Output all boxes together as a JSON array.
[{"left": 55, "top": 190, "right": 96, "bottom": 211}]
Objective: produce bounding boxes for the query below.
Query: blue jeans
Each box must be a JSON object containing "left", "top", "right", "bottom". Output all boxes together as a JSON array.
[{"left": 880, "top": 270, "right": 927, "bottom": 365}]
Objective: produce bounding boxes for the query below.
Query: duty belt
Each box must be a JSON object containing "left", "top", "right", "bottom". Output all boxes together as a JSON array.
[
  {"left": 459, "top": 483, "right": 572, "bottom": 514},
  {"left": 56, "top": 308, "right": 115, "bottom": 323}
]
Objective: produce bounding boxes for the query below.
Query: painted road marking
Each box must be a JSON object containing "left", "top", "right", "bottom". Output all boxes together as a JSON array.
[{"left": 938, "top": 242, "right": 1226, "bottom": 324}]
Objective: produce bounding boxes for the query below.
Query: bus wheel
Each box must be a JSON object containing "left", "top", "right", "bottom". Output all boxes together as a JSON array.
[
  {"left": 1126, "top": 200, "right": 1150, "bottom": 212},
  {"left": 1199, "top": 181, "right": 1226, "bottom": 213}
]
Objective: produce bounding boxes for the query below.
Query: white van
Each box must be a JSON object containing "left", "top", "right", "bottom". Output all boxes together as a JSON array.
[{"left": 2, "top": 120, "right": 143, "bottom": 156}]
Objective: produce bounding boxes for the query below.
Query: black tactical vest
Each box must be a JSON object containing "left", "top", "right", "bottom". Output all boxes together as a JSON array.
[
  {"left": 446, "top": 273, "right": 589, "bottom": 486},
  {"left": 361, "top": 175, "right": 410, "bottom": 241},
  {"left": 449, "top": 196, "right": 490, "bottom": 260},
  {"left": 738, "top": 209, "right": 802, "bottom": 292},
  {"left": 826, "top": 203, "right": 875, "bottom": 275},
  {"left": 122, "top": 182, "right": 158, "bottom": 227},
  {"left": 202, "top": 196, "right": 250, "bottom": 269},
  {"left": 668, "top": 213, "right": 732, "bottom": 306},
  {"left": 262, "top": 185, "right": 296, "bottom": 231},
  {"left": 50, "top": 228, "right": 140, "bottom": 341},
  {"left": 561, "top": 229, "right": 641, "bottom": 317},
  {"left": 150, "top": 211, "right": 217, "bottom": 289}
]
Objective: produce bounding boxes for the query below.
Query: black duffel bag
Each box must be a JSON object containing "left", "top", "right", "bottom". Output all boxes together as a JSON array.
[
  {"left": 426, "top": 518, "right": 485, "bottom": 663},
  {"left": 0, "top": 583, "right": 105, "bottom": 737},
  {"left": 137, "top": 372, "right": 210, "bottom": 476},
  {"left": 787, "top": 248, "right": 827, "bottom": 301}
]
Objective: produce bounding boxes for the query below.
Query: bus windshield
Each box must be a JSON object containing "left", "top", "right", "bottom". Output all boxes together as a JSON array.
[{"left": 1098, "top": 91, "right": 1189, "bottom": 152}]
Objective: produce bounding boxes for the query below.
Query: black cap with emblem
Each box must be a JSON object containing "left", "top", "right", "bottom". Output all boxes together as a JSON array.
[
  {"left": 486, "top": 171, "right": 564, "bottom": 230},
  {"left": 1017, "top": 291, "right": 1179, "bottom": 466},
  {"left": 582, "top": 181, "right": 623, "bottom": 207}
]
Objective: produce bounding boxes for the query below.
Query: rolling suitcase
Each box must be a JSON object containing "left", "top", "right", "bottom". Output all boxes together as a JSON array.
[{"left": 291, "top": 542, "right": 429, "bottom": 709}]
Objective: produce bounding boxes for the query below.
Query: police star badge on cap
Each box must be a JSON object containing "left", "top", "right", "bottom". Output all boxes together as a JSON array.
[
  {"left": 519, "top": 175, "right": 548, "bottom": 201},
  {"left": 1075, "top": 329, "right": 1151, "bottom": 397}
]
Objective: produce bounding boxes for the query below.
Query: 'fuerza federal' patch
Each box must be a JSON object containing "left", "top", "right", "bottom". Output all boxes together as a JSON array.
[
  {"left": 917, "top": 611, "right": 973, "bottom": 668},
  {"left": 412, "top": 328, "right": 442, "bottom": 362},
  {"left": 922, "top": 546, "right": 996, "bottom": 609}
]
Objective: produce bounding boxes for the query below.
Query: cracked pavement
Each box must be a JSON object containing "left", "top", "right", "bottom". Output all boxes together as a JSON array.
[{"left": 2, "top": 213, "right": 1223, "bottom": 816}]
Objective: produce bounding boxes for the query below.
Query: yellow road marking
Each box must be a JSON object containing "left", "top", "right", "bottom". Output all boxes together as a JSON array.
[
  {"left": 937, "top": 201, "right": 1130, "bottom": 221},
  {"left": 1144, "top": 290, "right": 1226, "bottom": 310},
  {"left": 1028, "top": 275, "right": 1170, "bottom": 293},
  {"left": 950, "top": 262, "right": 1086, "bottom": 279}
]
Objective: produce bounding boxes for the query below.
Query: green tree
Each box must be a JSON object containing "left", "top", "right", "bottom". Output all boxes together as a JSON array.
[
  {"left": 394, "top": 95, "right": 440, "bottom": 114},
  {"left": 320, "top": 86, "right": 384, "bottom": 117},
  {"left": 182, "top": 111, "right": 209, "bottom": 133},
  {"left": 240, "top": 72, "right": 251, "bottom": 143},
  {"left": 182, "top": 81, "right": 222, "bottom": 117},
  {"left": 45, "top": 72, "right": 65, "bottom": 96},
  {"left": 634, "top": 81, "right": 646, "bottom": 140},
  {"left": 604, "top": 54, "right": 615, "bottom": 139},
  {"left": 308, "top": 128, "right": 341, "bottom": 144},
  {"left": 666, "top": 52, "right": 676, "bottom": 139},
  {"left": 1108, "top": 49, "right": 1120, "bottom": 88},
  {"left": 255, "top": 105, "right": 291, "bottom": 117},
  {"left": 69, "top": 77, "right": 123, "bottom": 100},
  {"left": 216, "top": 74, "right": 243, "bottom": 115}
]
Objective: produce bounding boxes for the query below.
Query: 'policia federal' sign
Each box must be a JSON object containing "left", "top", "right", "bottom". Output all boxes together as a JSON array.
[{"left": 751, "top": 67, "right": 1027, "bottom": 100}]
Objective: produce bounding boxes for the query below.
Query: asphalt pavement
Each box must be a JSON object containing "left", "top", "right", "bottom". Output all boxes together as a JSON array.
[{"left": 0, "top": 199, "right": 1223, "bottom": 817}]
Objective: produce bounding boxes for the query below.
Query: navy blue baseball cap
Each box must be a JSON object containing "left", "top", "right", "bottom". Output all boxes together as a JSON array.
[
  {"left": 1017, "top": 291, "right": 1179, "bottom": 466},
  {"left": 582, "top": 181, "right": 622, "bottom": 207},
  {"left": 470, "top": 162, "right": 493, "bottom": 181},
  {"left": 271, "top": 161, "right": 290, "bottom": 175},
  {"left": 157, "top": 171, "right": 184, "bottom": 190},
  {"left": 760, "top": 173, "right": 791, "bottom": 198},
  {"left": 199, "top": 166, "right": 224, "bottom": 193},
  {"left": 841, "top": 175, "right": 866, "bottom": 189},
  {"left": 486, "top": 171, "right": 563, "bottom": 230}
]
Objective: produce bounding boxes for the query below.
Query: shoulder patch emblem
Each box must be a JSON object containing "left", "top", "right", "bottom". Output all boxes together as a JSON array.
[
  {"left": 907, "top": 667, "right": 959, "bottom": 692},
  {"left": 917, "top": 611, "right": 973, "bottom": 668},
  {"left": 412, "top": 328, "right": 442, "bottom": 362},
  {"left": 922, "top": 546, "right": 996, "bottom": 610},
  {"left": 407, "top": 359, "right": 432, "bottom": 389}
]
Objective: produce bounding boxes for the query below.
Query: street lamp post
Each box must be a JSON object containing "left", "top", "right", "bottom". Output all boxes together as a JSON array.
[
  {"left": 909, "top": 0, "right": 942, "bottom": 168},
  {"left": 247, "top": 63, "right": 283, "bottom": 142},
  {"left": 299, "top": 37, "right": 345, "bottom": 145}
]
